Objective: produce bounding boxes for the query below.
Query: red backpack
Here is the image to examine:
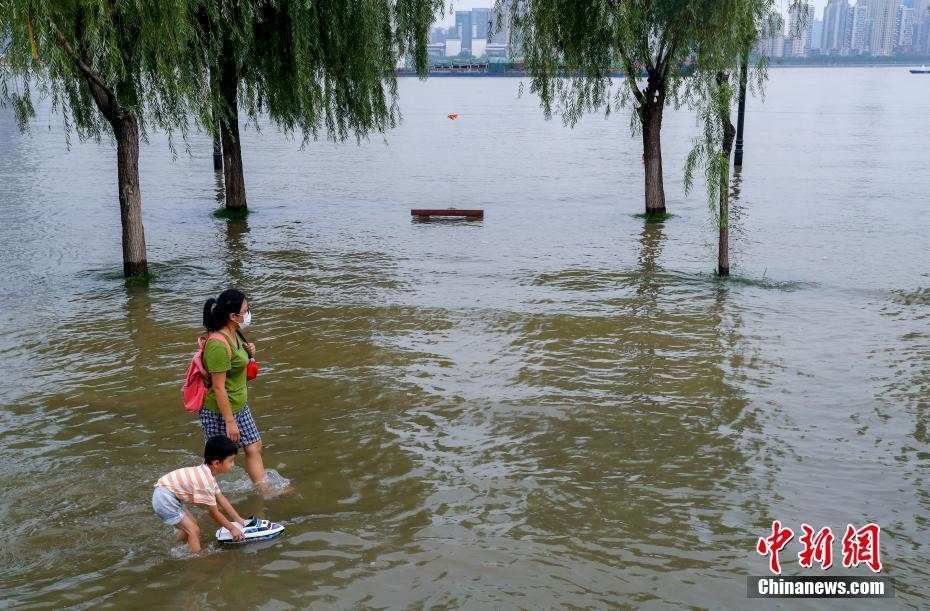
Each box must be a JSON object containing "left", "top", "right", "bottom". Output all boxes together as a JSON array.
[{"left": 181, "top": 333, "right": 233, "bottom": 412}]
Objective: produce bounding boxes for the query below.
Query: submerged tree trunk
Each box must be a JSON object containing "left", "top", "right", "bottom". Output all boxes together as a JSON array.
[
  {"left": 717, "top": 74, "right": 737, "bottom": 278},
  {"left": 717, "top": 158, "right": 731, "bottom": 277},
  {"left": 54, "top": 24, "right": 149, "bottom": 278},
  {"left": 640, "top": 99, "right": 667, "bottom": 218},
  {"left": 218, "top": 52, "right": 247, "bottom": 211},
  {"left": 113, "top": 116, "right": 149, "bottom": 277}
]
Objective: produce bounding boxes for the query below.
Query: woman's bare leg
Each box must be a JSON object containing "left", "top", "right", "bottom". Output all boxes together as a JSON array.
[{"left": 243, "top": 441, "right": 267, "bottom": 491}]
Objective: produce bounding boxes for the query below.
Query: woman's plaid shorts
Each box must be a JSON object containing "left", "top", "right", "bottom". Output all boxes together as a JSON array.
[{"left": 199, "top": 404, "right": 261, "bottom": 448}]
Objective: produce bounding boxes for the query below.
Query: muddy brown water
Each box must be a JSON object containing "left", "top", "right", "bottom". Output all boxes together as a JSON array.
[{"left": 1, "top": 68, "right": 928, "bottom": 608}]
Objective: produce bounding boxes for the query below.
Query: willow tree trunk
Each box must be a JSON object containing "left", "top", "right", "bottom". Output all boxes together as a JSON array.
[
  {"left": 640, "top": 101, "right": 667, "bottom": 217},
  {"left": 61, "top": 23, "right": 149, "bottom": 279},
  {"left": 718, "top": 107, "right": 737, "bottom": 278},
  {"left": 83, "top": 80, "right": 147, "bottom": 277},
  {"left": 112, "top": 116, "right": 149, "bottom": 277},
  {"left": 218, "top": 53, "right": 247, "bottom": 211}
]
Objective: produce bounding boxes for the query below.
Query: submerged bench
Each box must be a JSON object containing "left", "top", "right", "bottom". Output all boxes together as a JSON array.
[{"left": 411, "top": 208, "right": 484, "bottom": 219}]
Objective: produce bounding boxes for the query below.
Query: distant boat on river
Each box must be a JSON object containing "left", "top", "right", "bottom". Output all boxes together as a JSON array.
[{"left": 910, "top": 66, "right": 930, "bottom": 74}]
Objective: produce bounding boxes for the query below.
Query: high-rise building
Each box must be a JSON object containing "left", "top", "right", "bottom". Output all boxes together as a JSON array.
[
  {"left": 851, "top": 1, "right": 873, "bottom": 53},
  {"left": 787, "top": 2, "right": 815, "bottom": 57},
  {"left": 896, "top": 6, "right": 916, "bottom": 50},
  {"left": 444, "top": 8, "right": 498, "bottom": 58},
  {"left": 455, "top": 10, "right": 472, "bottom": 56},
  {"left": 812, "top": 19, "right": 824, "bottom": 50},
  {"left": 490, "top": 1, "right": 512, "bottom": 44},
  {"left": 823, "top": 0, "right": 853, "bottom": 54},
  {"left": 868, "top": 0, "right": 899, "bottom": 55},
  {"left": 915, "top": 0, "right": 930, "bottom": 53},
  {"left": 757, "top": 12, "right": 786, "bottom": 58},
  {"left": 472, "top": 8, "right": 491, "bottom": 39}
]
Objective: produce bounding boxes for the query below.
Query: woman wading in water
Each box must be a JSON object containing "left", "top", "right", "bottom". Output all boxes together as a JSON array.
[{"left": 201, "top": 289, "right": 267, "bottom": 490}]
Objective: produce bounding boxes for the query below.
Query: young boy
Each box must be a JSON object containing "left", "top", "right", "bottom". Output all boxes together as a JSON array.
[{"left": 152, "top": 435, "right": 246, "bottom": 552}]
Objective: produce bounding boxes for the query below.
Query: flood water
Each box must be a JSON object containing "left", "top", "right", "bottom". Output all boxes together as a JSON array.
[{"left": 1, "top": 67, "right": 928, "bottom": 608}]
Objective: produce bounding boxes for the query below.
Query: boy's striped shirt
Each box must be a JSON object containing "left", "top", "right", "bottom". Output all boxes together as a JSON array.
[{"left": 155, "top": 464, "right": 220, "bottom": 506}]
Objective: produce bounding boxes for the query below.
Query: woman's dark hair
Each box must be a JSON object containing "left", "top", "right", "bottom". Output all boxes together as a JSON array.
[
  {"left": 204, "top": 435, "right": 239, "bottom": 464},
  {"left": 203, "top": 289, "right": 247, "bottom": 332}
]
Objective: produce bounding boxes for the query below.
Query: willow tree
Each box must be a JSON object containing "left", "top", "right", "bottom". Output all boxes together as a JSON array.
[
  {"left": 195, "top": 0, "right": 442, "bottom": 213},
  {"left": 685, "top": 1, "right": 793, "bottom": 276},
  {"left": 508, "top": 0, "right": 727, "bottom": 218},
  {"left": 0, "top": 1, "right": 204, "bottom": 278}
]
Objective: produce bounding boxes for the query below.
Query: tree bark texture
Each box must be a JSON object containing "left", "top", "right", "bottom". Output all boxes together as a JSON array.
[
  {"left": 640, "top": 100, "right": 667, "bottom": 217},
  {"left": 54, "top": 21, "right": 149, "bottom": 278},
  {"left": 113, "top": 116, "right": 149, "bottom": 278},
  {"left": 218, "top": 52, "right": 247, "bottom": 211},
  {"left": 83, "top": 74, "right": 148, "bottom": 277},
  {"left": 718, "top": 76, "right": 737, "bottom": 278}
]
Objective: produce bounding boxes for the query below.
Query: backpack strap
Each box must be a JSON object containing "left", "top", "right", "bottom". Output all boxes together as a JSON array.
[
  {"left": 236, "top": 329, "right": 255, "bottom": 358},
  {"left": 202, "top": 332, "right": 234, "bottom": 357}
]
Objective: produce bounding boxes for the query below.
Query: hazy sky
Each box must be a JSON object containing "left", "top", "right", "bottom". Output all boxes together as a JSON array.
[{"left": 434, "top": 0, "right": 832, "bottom": 26}]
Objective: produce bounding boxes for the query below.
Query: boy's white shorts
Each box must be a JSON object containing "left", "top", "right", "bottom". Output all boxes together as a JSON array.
[{"left": 152, "top": 486, "right": 185, "bottom": 526}]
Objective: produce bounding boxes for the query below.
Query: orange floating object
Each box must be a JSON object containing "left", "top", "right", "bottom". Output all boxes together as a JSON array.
[{"left": 447, "top": 113, "right": 459, "bottom": 120}]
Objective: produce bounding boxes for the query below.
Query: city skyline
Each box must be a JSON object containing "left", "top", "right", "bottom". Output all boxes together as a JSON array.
[
  {"left": 431, "top": 1, "right": 930, "bottom": 61},
  {"left": 433, "top": 0, "right": 844, "bottom": 24},
  {"left": 757, "top": 0, "right": 930, "bottom": 57}
]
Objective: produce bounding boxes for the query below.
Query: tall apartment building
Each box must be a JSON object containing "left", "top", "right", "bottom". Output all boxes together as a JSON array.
[
  {"left": 851, "top": 1, "right": 873, "bottom": 53},
  {"left": 455, "top": 10, "right": 472, "bottom": 55},
  {"left": 867, "top": 0, "right": 900, "bottom": 55},
  {"left": 896, "top": 6, "right": 916, "bottom": 50},
  {"left": 822, "top": 0, "right": 853, "bottom": 54},
  {"left": 440, "top": 8, "right": 502, "bottom": 59},
  {"left": 490, "top": 2, "right": 509, "bottom": 43},
  {"left": 812, "top": 19, "right": 824, "bottom": 49},
  {"left": 757, "top": 12, "right": 786, "bottom": 58},
  {"left": 472, "top": 8, "right": 491, "bottom": 39},
  {"left": 787, "top": 2, "right": 815, "bottom": 57},
  {"left": 915, "top": 0, "right": 930, "bottom": 53}
]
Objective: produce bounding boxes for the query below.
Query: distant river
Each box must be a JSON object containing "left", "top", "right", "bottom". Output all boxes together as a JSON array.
[{"left": 0, "top": 67, "right": 928, "bottom": 608}]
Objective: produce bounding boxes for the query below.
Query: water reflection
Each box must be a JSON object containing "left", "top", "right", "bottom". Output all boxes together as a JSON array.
[
  {"left": 223, "top": 217, "right": 250, "bottom": 289},
  {"left": 878, "top": 288, "right": 930, "bottom": 442},
  {"left": 728, "top": 166, "right": 746, "bottom": 246},
  {"left": 495, "top": 251, "right": 756, "bottom": 603},
  {"left": 635, "top": 220, "right": 664, "bottom": 305},
  {"left": 214, "top": 169, "right": 225, "bottom": 205},
  {"left": 125, "top": 284, "right": 157, "bottom": 389}
]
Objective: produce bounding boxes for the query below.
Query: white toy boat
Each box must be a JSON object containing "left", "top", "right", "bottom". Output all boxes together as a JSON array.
[{"left": 215, "top": 516, "right": 285, "bottom": 544}]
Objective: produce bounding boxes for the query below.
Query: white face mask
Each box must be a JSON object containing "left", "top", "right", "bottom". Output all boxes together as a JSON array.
[{"left": 238, "top": 310, "right": 252, "bottom": 328}]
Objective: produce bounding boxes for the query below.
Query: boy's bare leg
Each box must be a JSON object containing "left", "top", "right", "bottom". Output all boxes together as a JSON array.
[
  {"left": 175, "top": 509, "right": 195, "bottom": 542},
  {"left": 243, "top": 441, "right": 268, "bottom": 491},
  {"left": 176, "top": 511, "right": 201, "bottom": 553}
]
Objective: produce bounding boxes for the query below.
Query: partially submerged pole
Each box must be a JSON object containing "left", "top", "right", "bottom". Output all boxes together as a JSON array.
[
  {"left": 734, "top": 49, "right": 749, "bottom": 168},
  {"left": 213, "top": 134, "right": 223, "bottom": 172}
]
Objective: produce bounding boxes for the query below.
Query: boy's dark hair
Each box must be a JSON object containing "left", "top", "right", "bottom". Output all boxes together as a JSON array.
[
  {"left": 203, "top": 289, "right": 247, "bottom": 332},
  {"left": 204, "top": 435, "right": 238, "bottom": 464}
]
